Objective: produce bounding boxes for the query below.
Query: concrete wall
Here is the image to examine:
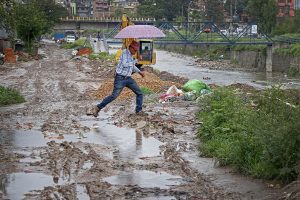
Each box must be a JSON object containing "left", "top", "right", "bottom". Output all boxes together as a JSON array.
[
  {"left": 231, "top": 50, "right": 266, "bottom": 71},
  {"left": 272, "top": 54, "right": 300, "bottom": 72},
  {"left": 156, "top": 43, "right": 300, "bottom": 72},
  {"left": 0, "top": 40, "right": 11, "bottom": 53}
]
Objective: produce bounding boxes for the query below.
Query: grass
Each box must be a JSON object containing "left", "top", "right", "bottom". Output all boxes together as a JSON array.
[
  {"left": 0, "top": 86, "right": 25, "bottom": 106},
  {"left": 140, "top": 86, "right": 154, "bottom": 95},
  {"left": 89, "top": 52, "right": 115, "bottom": 60},
  {"left": 275, "top": 43, "right": 300, "bottom": 56},
  {"left": 197, "top": 87, "right": 300, "bottom": 183},
  {"left": 61, "top": 38, "right": 92, "bottom": 49}
]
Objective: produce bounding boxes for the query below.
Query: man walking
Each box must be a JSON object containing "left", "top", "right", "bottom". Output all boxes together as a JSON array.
[{"left": 92, "top": 41, "right": 145, "bottom": 117}]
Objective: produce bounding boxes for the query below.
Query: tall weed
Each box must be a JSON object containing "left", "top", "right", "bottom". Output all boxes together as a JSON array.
[{"left": 197, "top": 87, "right": 300, "bottom": 182}]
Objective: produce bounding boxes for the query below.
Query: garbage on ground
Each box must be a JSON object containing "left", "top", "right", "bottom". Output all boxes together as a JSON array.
[
  {"left": 200, "top": 89, "right": 211, "bottom": 95},
  {"left": 159, "top": 93, "right": 181, "bottom": 103},
  {"left": 76, "top": 47, "right": 92, "bottom": 56},
  {"left": 159, "top": 85, "right": 184, "bottom": 103},
  {"left": 182, "top": 79, "right": 211, "bottom": 94},
  {"left": 4, "top": 48, "right": 16, "bottom": 63},
  {"left": 72, "top": 49, "right": 78, "bottom": 56},
  {"left": 184, "top": 90, "right": 197, "bottom": 101},
  {"left": 166, "top": 85, "right": 183, "bottom": 95}
]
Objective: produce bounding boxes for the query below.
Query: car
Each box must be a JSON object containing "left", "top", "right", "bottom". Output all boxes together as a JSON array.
[
  {"left": 220, "top": 29, "right": 229, "bottom": 36},
  {"left": 65, "top": 35, "right": 76, "bottom": 43}
]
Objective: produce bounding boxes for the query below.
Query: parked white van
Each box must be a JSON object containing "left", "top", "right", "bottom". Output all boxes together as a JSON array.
[{"left": 66, "top": 35, "right": 76, "bottom": 43}]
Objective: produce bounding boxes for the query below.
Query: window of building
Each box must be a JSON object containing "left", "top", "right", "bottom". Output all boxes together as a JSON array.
[{"left": 296, "top": 0, "right": 300, "bottom": 9}]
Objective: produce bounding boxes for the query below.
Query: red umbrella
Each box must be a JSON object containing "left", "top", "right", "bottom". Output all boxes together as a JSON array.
[{"left": 114, "top": 25, "right": 165, "bottom": 39}]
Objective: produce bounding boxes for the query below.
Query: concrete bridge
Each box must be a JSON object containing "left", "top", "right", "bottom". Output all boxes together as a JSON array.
[{"left": 54, "top": 17, "right": 155, "bottom": 32}]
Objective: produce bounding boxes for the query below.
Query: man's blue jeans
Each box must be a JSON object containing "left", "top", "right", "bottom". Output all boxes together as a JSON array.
[{"left": 97, "top": 74, "right": 143, "bottom": 113}]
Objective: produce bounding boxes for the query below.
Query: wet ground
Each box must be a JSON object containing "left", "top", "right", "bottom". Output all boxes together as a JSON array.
[
  {"left": 0, "top": 42, "right": 290, "bottom": 199},
  {"left": 153, "top": 50, "right": 300, "bottom": 89}
]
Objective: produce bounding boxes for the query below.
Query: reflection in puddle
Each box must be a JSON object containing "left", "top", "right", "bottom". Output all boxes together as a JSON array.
[
  {"left": 103, "top": 170, "right": 183, "bottom": 189},
  {"left": 82, "top": 160, "right": 94, "bottom": 170},
  {"left": 1, "top": 173, "right": 54, "bottom": 200},
  {"left": 76, "top": 184, "right": 90, "bottom": 200},
  {"left": 60, "top": 120, "right": 164, "bottom": 161},
  {"left": 140, "top": 197, "right": 176, "bottom": 200}
]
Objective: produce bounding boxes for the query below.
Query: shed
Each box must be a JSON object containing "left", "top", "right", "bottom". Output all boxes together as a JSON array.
[{"left": 0, "top": 28, "right": 11, "bottom": 53}]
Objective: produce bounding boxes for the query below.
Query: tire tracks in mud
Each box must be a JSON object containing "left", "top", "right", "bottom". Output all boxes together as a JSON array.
[{"left": 0, "top": 43, "right": 280, "bottom": 199}]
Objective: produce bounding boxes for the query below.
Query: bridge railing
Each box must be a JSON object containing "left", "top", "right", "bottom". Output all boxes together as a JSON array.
[
  {"left": 103, "top": 21, "right": 274, "bottom": 45},
  {"left": 60, "top": 16, "right": 155, "bottom": 22}
]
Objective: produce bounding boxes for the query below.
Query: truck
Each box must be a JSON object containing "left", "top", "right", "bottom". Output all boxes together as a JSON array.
[
  {"left": 53, "top": 33, "right": 65, "bottom": 44},
  {"left": 115, "top": 14, "right": 157, "bottom": 66}
]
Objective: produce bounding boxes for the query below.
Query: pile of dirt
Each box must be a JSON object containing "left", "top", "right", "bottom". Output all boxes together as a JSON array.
[
  {"left": 4, "top": 48, "right": 16, "bottom": 63},
  {"left": 94, "top": 71, "right": 182, "bottom": 100},
  {"left": 143, "top": 66, "right": 189, "bottom": 85},
  {"left": 16, "top": 52, "right": 44, "bottom": 62}
]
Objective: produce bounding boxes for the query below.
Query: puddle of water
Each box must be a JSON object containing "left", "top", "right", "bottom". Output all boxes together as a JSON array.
[
  {"left": 76, "top": 184, "right": 90, "bottom": 200},
  {"left": 0, "top": 129, "right": 47, "bottom": 148},
  {"left": 140, "top": 197, "right": 176, "bottom": 200},
  {"left": 0, "top": 118, "right": 163, "bottom": 162},
  {"left": 0, "top": 173, "right": 54, "bottom": 200},
  {"left": 82, "top": 160, "right": 94, "bottom": 170},
  {"left": 182, "top": 151, "right": 270, "bottom": 199},
  {"left": 103, "top": 170, "right": 183, "bottom": 189},
  {"left": 57, "top": 119, "right": 164, "bottom": 161}
]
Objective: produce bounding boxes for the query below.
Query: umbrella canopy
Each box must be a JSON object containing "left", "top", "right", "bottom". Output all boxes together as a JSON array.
[{"left": 114, "top": 25, "right": 165, "bottom": 39}]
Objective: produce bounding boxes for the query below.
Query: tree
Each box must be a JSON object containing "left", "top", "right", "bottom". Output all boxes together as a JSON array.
[
  {"left": 14, "top": 2, "right": 48, "bottom": 53},
  {"left": 245, "top": 0, "right": 277, "bottom": 34},
  {"left": 1, "top": 0, "right": 68, "bottom": 53},
  {"left": 224, "top": 0, "right": 248, "bottom": 22},
  {"left": 33, "top": 0, "right": 68, "bottom": 33},
  {"left": 0, "top": 0, "right": 16, "bottom": 42},
  {"left": 204, "top": 0, "right": 224, "bottom": 23},
  {"left": 137, "top": 0, "right": 192, "bottom": 21}
]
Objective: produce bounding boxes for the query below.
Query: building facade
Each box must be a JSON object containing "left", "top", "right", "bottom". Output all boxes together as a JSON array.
[
  {"left": 93, "top": 0, "right": 111, "bottom": 18},
  {"left": 277, "top": 0, "right": 295, "bottom": 17},
  {"left": 295, "top": 0, "right": 300, "bottom": 9}
]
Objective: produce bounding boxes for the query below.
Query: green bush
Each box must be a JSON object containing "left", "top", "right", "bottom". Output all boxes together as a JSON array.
[
  {"left": 275, "top": 43, "right": 300, "bottom": 56},
  {"left": 61, "top": 38, "right": 91, "bottom": 49},
  {"left": 89, "top": 52, "right": 114, "bottom": 60},
  {"left": 140, "top": 86, "right": 153, "bottom": 95},
  {"left": 287, "top": 66, "right": 300, "bottom": 77},
  {"left": 197, "top": 87, "right": 300, "bottom": 182},
  {"left": 0, "top": 86, "right": 26, "bottom": 106}
]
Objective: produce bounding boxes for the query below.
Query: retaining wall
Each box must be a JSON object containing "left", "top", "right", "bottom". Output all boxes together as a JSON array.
[{"left": 156, "top": 43, "right": 300, "bottom": 72}]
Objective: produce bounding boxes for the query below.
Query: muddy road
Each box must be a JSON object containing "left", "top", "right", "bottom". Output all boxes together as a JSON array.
[{"left": 0, "top": 43, "right": 281, "bottom": 199}]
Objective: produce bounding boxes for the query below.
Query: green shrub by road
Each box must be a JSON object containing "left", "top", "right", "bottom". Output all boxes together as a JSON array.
[
  {"left": 197, "top": 87, "right": 300, "bottom": 183},
  {"left": 61, "top": 38, "right": 92, "bottom": 49},
  {"left": 275, "top": 43, "right": 300, "bottom": 56},
  {"left": 0, "top": 86, "right": 25, "bottom": 106}
]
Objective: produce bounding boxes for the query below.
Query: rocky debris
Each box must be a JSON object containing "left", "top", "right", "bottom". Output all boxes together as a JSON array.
[{"left": 278, "top": 181, "right": 300, "bottom": 200}]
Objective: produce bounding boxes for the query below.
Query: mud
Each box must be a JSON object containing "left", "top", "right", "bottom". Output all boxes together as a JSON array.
[{"left": 0, "top": 42, "right": 292, "bottom": 199}]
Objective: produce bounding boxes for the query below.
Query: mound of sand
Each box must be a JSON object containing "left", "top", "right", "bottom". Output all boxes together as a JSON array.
[{"left": 94, "top": 71, "right": 182, "bottom": 100}]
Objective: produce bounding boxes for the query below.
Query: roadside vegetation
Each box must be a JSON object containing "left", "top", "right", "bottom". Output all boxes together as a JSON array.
[
  {"left": 89, "top": 52, "right": 115, "bottom": 61},
  {"left": 0, "top": 86, "right": 25, "bottom": 106},
  {"left": 197, "top": 87, "right": 300, "bottom": 183},
  {"left": 61, "top": 38, "right": 92, "bottom": 50},
  {"left": 275, "top": 43, "right": 300, "bottom": 57},
  {"left": 140, "top": 86, "right": 154, "bottom": 95}
]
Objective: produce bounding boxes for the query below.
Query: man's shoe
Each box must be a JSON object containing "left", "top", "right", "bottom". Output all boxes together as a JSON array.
[
  {"left": 92, "top": 106, "right": 100, "bottom": 117},
  {"left": 135, "top": 110, "right": 148, "bottom": 116}
]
